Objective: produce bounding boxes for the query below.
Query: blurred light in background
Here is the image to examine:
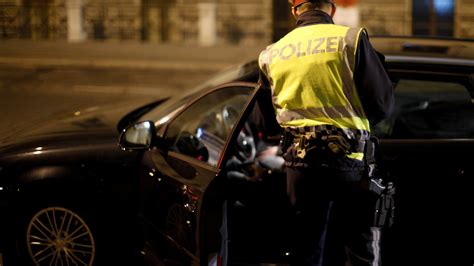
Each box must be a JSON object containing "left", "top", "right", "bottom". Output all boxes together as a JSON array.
[{"left": 434, "top": 0, "right": 454, "bottom": 15}]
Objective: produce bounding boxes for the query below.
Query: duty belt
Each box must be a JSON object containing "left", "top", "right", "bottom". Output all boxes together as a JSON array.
[{"left": 283, "top": 125, "right": 369, "bottom": 153}]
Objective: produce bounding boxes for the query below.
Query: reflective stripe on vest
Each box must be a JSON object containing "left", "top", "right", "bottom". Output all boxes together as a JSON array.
[{"left": 258, "top": 24, "right": 371, "bottom": 136}]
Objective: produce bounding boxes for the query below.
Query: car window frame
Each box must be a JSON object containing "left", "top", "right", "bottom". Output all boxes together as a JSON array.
[
  {"left": 377, "top": 65, "right": 474, "bottom": 140},
  {"left": 159, "top": 82, "right": 259, "bottom": 170}
]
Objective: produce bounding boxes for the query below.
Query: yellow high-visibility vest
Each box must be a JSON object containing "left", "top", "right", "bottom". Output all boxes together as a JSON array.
[{"left": 259, "top": 24, "right": 370, "bottom": 160}]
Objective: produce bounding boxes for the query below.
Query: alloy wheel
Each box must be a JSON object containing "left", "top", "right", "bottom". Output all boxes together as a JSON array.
[{"left": 26, "top": 206, "right": 95, "bottom": 266}]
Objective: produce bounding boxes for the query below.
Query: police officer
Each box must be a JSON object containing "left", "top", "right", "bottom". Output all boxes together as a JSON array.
[{"left": 257, "top": 0, "right": 394, "bottom": 265}]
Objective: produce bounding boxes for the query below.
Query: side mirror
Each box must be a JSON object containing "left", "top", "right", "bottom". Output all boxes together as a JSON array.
[{"left": 119, "top": 120, "right": 158, "bottom": 151}]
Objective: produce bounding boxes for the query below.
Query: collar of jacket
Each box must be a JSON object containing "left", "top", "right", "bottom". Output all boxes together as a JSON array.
[{"left": 296, "top": 10, "right": 334, "bottom": 27}]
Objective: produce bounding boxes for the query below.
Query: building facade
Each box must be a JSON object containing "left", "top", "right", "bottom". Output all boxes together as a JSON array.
[{"left": 0, "top": 0, "right": 473, "bottom": 44}]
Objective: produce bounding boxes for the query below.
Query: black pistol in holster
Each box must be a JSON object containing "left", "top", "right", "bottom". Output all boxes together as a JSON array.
[{"left": 364, "top": 136, "right": 396, "bottom": 228}]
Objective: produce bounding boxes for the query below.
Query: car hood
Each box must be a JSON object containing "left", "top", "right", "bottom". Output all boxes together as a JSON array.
[{"left": 0, "top": 98, "right": 161, "bottom": 166}]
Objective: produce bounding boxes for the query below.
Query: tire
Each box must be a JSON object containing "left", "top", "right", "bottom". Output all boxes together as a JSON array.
[
  {"left": 10, "top": 184, "right": 105, "bottom": 266},
  {"left": 6, "top": 176, "right": 144, "bottom": 266},
  {"left": 24, "top": 206, "right": 96, "bottom": 266},
  {"left": 16, "top": 198, "right": 141, "bottom": 266}
]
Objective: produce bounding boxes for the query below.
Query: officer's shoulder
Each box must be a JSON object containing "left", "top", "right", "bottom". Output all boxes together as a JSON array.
[
  {"left": 264, "top": 43, "right": 277, "bottom": 50},
  {"left": 261, "top": 36, "right": 286, "bottom": 52}
]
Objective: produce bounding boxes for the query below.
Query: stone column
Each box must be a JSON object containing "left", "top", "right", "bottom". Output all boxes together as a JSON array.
[
  {"left": 198, "top": 2, "right": 217, "bottom": 46},
  {"left": 456, "top": 0, "right": 474, "bottom": 38},
  {"left": 262, "top": 0, "right": 273, "bottom": 44},
  {"left": 66, "top": 0, "right": 86, "bottom": 41},
  {"left": 333, "top": 0, "right": 360, "bottom": 27}
]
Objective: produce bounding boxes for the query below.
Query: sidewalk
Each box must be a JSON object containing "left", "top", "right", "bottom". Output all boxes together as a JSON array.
[{"left": 0, "top": 39, "right": 267, "bottom": 71}]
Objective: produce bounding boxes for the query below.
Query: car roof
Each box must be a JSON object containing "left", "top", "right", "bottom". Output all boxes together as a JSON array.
[{"left": 371, "top": 36, "right": 474, "bottom": 67}]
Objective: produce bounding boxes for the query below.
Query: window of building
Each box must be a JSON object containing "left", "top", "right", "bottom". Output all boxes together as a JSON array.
[{"left": 412, "top": 0, "right": 454, "bottom": 37}]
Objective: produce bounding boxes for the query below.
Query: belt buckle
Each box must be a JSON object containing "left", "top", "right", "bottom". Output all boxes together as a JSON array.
[{"left": 293, "top": 134, "right": 306, "bottom": 159}]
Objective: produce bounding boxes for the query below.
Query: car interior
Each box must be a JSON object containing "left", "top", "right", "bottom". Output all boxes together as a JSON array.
[{"left": 164, "top": 88, "right": 252, "bottom": 167}]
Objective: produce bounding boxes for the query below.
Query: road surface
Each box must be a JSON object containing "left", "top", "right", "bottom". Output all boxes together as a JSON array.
[{"left": 0, "top": 65, "right": 216, "bottom": 140}]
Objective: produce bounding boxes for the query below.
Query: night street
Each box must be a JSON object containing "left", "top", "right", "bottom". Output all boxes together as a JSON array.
[
  {"left": 0, "top": 65, "right": 215, "bottom": 141},
  {"left": 0, "top": 0, "right": 472, "bottom": 265},
  {"left": 0, "top": 40, "right": 263, "bottom": 143}
]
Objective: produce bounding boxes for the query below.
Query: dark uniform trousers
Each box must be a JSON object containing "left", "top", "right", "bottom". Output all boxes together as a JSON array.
[{"left": 284, "top": 145, "right": 381, "bottom": 266}]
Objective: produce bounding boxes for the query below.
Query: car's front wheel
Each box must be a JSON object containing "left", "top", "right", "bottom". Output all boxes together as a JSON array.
[{"left": 25, "top": 206, "right": 96, "bottom": 266}]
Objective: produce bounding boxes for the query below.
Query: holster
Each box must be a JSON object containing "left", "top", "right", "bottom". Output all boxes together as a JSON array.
[
  {"left": 364, "top": 136, "right": 396, "bottom": 228},
  {"left": 370, "top": 179, "right": 396, "bottom": 228}
]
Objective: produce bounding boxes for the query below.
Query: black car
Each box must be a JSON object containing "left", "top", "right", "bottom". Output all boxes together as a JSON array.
[{"left": 1, "top": 37, "right": 473, "bottom": 266}]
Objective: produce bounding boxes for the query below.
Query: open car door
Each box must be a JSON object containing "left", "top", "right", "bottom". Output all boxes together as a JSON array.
[{"left": 213, "top": 89, "right": 295, "bottom": 265}]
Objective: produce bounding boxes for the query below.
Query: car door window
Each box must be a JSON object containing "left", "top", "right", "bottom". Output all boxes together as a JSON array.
[
  {"left": 374, "top": 79, "right": 474, "bottom": 138},
  {"left": 165, "top": 86, "right": 254, "bottom": 166}
]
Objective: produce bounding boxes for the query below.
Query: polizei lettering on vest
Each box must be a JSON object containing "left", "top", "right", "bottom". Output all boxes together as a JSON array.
[{"left": 267, "top": 36, "right": 344, "bottom": 63}]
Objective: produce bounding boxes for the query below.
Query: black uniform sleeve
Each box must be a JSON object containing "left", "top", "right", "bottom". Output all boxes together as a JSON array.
[
  {"left": 255, "top": 70, "right": 282, "bottom": 143},
  {"left": 354, "top": 33, "right": 395, "bottom": 126}
]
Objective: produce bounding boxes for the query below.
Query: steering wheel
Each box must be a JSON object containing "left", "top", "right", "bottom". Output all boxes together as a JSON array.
[
  {"left": 222, "top": 104, "right": 257, "bottom": 163},
  {"left": 235, "top": 122, "right": 257, "bottom": 163}
]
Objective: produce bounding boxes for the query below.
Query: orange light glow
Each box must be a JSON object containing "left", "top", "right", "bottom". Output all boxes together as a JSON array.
[{"left": 335, "top": 0, "right": 358, "bottom": 7}]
